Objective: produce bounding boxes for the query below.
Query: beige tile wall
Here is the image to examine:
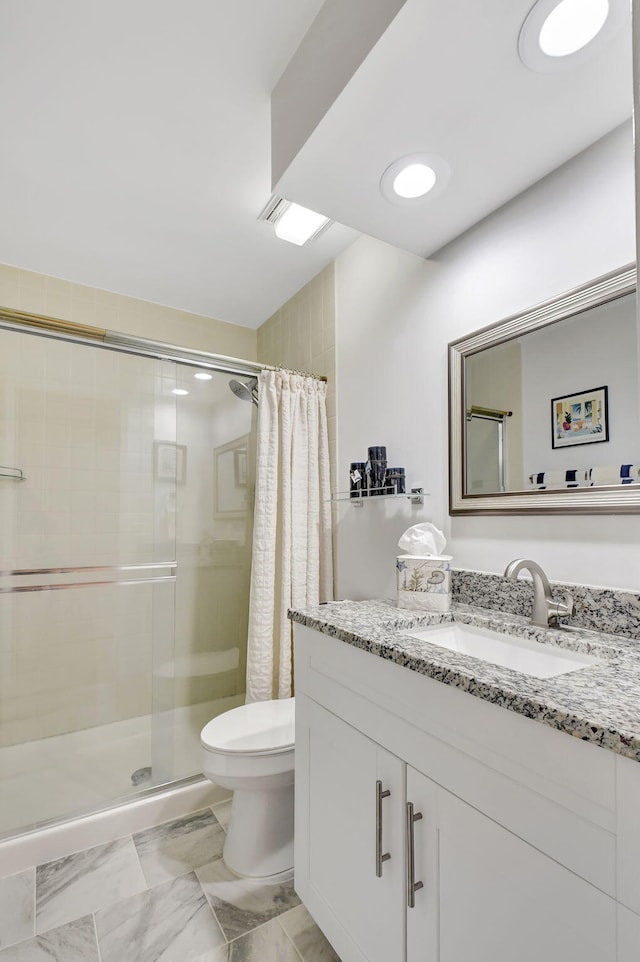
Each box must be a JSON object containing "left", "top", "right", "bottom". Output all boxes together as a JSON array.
[
  {"left": 0, "top": 263, "right": 257, "bottom": 361},
  {"left": 256, "top": 262, "right": 336, "bottom": 490}
]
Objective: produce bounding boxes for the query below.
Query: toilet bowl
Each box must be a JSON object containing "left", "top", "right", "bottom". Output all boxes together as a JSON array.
[{"left": 200, "top": 697, "right": 295, "bottom": 881}]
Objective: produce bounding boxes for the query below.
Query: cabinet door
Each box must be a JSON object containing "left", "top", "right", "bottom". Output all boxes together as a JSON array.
[
  {"left": 436, "top": 787, "right": 616, "bottom": 962},
  {"left": 405, "top": 767, "right": 439, "bottom": 962},
  {"left": 296, "top": 694, "right": 405, "bottom": 962}
]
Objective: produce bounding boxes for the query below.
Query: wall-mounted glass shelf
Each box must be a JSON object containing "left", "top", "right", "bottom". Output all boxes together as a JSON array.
[
  {"left": 0, "top": 466, "right": 26, "bottom": 481},
  {"left": 329, "top": 487, "right": 426, "bottom": 508}
]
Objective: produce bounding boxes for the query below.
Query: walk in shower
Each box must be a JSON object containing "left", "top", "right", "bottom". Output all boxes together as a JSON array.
[{"left": 0, "top": 318, "right": 257, "bottom": 838}]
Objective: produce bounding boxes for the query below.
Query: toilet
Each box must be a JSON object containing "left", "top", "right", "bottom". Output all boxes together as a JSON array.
[{"left": 200, "top": 697, "right": 295, "bottom": 881}]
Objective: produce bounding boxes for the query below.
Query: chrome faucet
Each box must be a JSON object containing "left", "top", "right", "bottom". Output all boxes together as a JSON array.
[{"left": 503, "top": 559, "right": 575, "bottom": 629}]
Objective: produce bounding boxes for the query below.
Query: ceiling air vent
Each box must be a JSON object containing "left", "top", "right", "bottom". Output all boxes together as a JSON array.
[
  {"left": 258, "top": 194, "right": 332, "bottom": 246},
  {"left": 257, "top": 195, "right": 290, "bottom": 224}
]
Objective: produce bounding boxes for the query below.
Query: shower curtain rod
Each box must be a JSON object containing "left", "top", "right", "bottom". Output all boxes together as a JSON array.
[{"left": 0, "top": 306, "right": 328, "bottom": 382}]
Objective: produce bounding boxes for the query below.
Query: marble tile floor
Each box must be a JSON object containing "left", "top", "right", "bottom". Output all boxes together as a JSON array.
[
  {"left": 0, "top": 802, "right": 341, "bottom": 962},
  {"left": 0, "top": 694, "right": 244, "bottom": 837}
]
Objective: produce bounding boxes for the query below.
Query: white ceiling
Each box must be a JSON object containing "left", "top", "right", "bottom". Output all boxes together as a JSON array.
[
  {"left": 0, "top": 1, "right": 633, "bottom": 330},
  {"left": 0, "top": 0, "right": 357, "bottom": 329},
  {"left": 275, "top": 0, "right": 633, "bottom": 259}
]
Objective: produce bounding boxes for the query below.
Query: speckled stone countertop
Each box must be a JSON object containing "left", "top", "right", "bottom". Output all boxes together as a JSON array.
[{"left": 289, "top": 599, "right": 640, "bottom": 763}]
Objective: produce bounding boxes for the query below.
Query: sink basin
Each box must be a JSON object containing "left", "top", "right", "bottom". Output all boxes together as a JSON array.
[{"left": 405, "top": 622, "right": 602, "bottom": 679}]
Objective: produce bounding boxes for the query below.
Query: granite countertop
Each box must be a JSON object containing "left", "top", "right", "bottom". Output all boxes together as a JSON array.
[{"left": 289, "top": 599, "right": 640, "bottom": 763}]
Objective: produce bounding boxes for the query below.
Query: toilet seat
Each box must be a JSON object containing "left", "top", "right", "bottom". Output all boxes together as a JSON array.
[{"left": 200, "top": 697, "right": 294, "bottom": 755}]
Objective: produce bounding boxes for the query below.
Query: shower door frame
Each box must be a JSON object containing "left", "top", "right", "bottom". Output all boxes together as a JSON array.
[
  {"left": 0, "top": 307, "right": 263, "bottom": 841},
  {"left": 0, "top": 307, "right": 268, "bottom": 378}
]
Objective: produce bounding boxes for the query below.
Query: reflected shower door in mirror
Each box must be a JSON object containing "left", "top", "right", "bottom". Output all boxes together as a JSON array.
[
  {"left": 449, "top": 264, "right": 640, "bottom": 514},
  {"left": 466, "top": 408, "right": 510, "bottom": 494}
]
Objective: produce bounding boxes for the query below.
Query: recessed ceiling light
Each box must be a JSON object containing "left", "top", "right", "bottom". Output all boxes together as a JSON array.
[
  {"left": 194, "top": 372, "right": 213, "bottom": 380},
  {"left": 539, "top": 0, "right": 609, "bottom": 55},
  {"left": 380, "top": 154, "right": 450, "bottom": 206},
  {"left": 274, "top": 203, "right": 330, "bottom": 246},
  {"left": 392, "top": 163, "right": 437, "bottom": 199},
  {"left": 172, "top": 388, "right": 189, "bottom": 396},
  {"left": 519, "top": 0, "right": 628, "bottom": 72}
]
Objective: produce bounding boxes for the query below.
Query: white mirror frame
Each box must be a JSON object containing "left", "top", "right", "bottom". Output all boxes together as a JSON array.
[{"left": 448, "top": 263, "right": 638, "bottom": 515}]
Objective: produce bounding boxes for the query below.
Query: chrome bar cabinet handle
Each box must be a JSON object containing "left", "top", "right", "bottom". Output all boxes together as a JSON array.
[
  {"left": 375, "top": 779, "right": 391, "bottom": 877},
  {"left": 406, "top": 801, "right": 424, "bottom": 907}
]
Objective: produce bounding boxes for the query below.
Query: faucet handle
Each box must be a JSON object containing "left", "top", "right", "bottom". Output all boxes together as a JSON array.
[{"left": 548, "top": 591, "right": 575, "bottom": 625}]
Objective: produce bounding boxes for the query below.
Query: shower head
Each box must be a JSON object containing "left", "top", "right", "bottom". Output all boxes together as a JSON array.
[{"left": 229, "top": 377, "right": 259, "bottom": 406}]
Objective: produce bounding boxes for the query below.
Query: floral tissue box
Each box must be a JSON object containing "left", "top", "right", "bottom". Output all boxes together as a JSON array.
[{"left": 396, "top": 555, "right": 452, "bottom": 612}]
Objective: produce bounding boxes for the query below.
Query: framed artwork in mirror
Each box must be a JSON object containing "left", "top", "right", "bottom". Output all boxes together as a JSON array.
[{"left": 551, "top": 385, "right": 609, "bottom": 449}]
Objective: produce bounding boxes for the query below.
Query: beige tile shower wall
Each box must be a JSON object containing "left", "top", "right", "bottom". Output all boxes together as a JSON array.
[
  {"left": 0, "top": 263, "right": 257, "bottom": 361},
  {"left": 256, "top": 263, "right": 336, "bottom": 491}
]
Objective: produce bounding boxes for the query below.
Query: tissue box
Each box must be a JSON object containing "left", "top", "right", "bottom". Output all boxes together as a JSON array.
[{"left": 396, "top": 554, "right": 452, "bottom": 612}]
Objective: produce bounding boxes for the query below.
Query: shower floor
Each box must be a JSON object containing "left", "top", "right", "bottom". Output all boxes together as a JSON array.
[{"left": 0, "top": 694, "right": 244, "bottom": 838}]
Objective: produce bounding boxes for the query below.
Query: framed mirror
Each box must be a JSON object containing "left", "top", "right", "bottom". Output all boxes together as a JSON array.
[{"left": 449, "top": 264, "right": 639, "bottom": 514}]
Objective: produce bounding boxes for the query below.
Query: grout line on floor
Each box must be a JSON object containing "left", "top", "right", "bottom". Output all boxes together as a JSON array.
[
  {"left": 277, "top": 914, "right": 306, "bottom": 962},
  {"left": 209, "top": 805, "right": 221, "bottom": 827},
  {"left": 201, "top": 891, "right": 227, "bottom": 947},
  {"left": 127, "top": 832, "right": 149, "bottom": 892},
  {"left": 30, "top": 864, "right": 36, "bottom": 941},
  {"left": 92, "top": 914, "right": 104, "bottom": 962}
]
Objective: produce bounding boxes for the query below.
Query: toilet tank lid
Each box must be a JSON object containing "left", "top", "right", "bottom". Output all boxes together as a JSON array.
[{"left": 200, "top": 697, "right": 295, "bottom": 754}]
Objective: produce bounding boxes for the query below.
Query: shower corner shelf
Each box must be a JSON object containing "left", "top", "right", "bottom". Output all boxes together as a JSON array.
[
  {"left": 329, "top": 487, "right": 427, "bottom": 508},
  {"left": 0, "top": 466, "right": 26, "bottom": 481}
]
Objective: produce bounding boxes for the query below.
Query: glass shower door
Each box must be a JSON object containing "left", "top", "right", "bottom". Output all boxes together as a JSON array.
[
  {"left": 465, "top": 413, "right": 505, "bottom": 494},
  {"left": 154, "top": 363, "right": 255, "bottom": 782},
  {"left": 0, "top": 326, "right": 256, "bottom": 839},
  {"left": 0, "top": 331, "right": 178, "bottom": 835}
]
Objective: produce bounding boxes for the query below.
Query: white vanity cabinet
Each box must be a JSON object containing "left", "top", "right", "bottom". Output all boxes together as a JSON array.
[
  {"left": 294, "top": 623, "right": 624, "bottom": 962},
  {"left": 297, "top": 696, "right": 406, "bottom": 962},
  {"left": 428, "top": 780, "right": 614, "bottom": 962}
]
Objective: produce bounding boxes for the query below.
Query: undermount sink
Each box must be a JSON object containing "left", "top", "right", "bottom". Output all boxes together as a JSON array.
[{"left": 405, "top": 622, "right": 602, "bottom": 679}]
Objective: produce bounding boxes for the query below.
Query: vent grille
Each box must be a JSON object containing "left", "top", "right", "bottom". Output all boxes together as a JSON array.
[
  {"left": 257, "top": 194, "right": 290, "bottom": 224},
  {"left": 257, "top": 194, "right": 333, "bottom": 244}
]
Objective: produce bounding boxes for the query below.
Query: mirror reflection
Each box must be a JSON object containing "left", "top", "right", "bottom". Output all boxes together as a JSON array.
[
  {"left": 449, "top": 266, "right": 640, "bottom": 514},
  {"left": 215, "top": 435, "right": 250, "bottom": 518},
  {"left": 464, "top": 289, "right": 638, "bottom": 496}
]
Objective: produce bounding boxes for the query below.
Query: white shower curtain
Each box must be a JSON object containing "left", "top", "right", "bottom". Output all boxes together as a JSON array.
[{"left": 246, "top": 369, "right": 333, "bottom": 702}]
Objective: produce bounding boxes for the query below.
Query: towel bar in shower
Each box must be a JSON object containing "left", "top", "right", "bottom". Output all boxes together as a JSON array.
[{"left": 0, "top": 466, "right": 26, "bottom": 481}]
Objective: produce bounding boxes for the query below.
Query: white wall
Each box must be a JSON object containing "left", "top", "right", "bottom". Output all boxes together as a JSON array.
[{"left": 335, "top": 122, "right": 639, "bottom": 596}]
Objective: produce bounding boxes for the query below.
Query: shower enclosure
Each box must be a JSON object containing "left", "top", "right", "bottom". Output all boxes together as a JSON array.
[
  {"left": 0, "top": 320, "right": 257, "bottom": 839},
  {"left": 465, "top": 406, "right": 510, "bottom": 494}
]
